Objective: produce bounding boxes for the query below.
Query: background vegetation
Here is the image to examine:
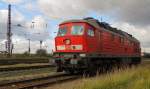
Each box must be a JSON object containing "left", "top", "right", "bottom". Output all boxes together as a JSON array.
[{"left": 0, "top": 49, "right": 53, "bottom": 58}]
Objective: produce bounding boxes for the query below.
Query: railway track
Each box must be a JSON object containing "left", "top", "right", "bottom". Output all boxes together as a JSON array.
[
  {"left": 0, "top": 58, "right": 50, "bottom": 65},
  {"left": 0, "top": 59, "right": 147, "bottom": 89},
  {"left": 0, "top": 73, "right": 79, "bottom": 89},
  {"left": 0, "top": 63, "right": 55, "bottom": 72}
]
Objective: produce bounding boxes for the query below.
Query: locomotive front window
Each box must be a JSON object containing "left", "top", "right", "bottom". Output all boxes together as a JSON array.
[
  {"left": 71, "top": 25, "right": 84, "bottom": 35},
  {"left": 57, "top": 27, "right": 67, "bottom": 36}
]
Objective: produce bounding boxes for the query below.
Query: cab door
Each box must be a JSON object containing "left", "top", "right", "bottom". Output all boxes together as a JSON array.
[
  {"left": 86, "top": 26, "right": 97, "bottom": 53},
  {"left": 98, "top": 31, "right": 103, "bottom": 52}
]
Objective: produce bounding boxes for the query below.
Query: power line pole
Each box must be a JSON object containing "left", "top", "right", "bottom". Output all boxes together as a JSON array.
[
  {"left": 7, "top": 4, "right": 12, "bottom": 56},
  {"left": 40, "top": 40, "right": 43, "bottom": 49},
  {"left": 28, "top": 39, "right": 31, "bottom": 55}
]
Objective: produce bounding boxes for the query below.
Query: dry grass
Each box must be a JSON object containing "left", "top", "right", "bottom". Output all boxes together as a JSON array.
[
  {"left": 0, "top": 72, "right": 55, "bottom": 84},
  {"left": 45, "top": 64, "right": 150, "bottom": 89},
  {"left": 0, "top": 67, "right": 55, "bottom": 81}
]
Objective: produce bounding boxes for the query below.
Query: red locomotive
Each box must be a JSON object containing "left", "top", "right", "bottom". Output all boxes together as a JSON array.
[{"left": 54, "top": 17, "right": 141, "bottom": 73}]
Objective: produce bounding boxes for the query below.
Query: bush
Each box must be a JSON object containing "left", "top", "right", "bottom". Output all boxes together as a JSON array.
[
  {"left": 23, "top": 51, "right": 30, "bottom": 56},
  {"left": 36, "top": 49, "right": 47, "bottom": 56}
]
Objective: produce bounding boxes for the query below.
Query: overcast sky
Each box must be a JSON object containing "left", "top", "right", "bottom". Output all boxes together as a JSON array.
[{"left": 0, "top": 0, "right": 150, "bottom": 53}]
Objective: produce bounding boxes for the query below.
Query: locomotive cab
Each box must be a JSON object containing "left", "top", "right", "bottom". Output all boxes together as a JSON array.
[{"left": 55, "top": 23, "right": 87, "bottom": 52}]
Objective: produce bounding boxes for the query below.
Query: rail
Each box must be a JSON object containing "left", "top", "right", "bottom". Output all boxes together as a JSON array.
[
  {"left": 0, "top": 63, "right": 55, "bottom": 72},
  {"left": 0, "top": 73, "right": 79, "bottom": 89}
]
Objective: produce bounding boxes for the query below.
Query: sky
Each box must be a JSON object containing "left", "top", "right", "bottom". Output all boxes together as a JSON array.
[{"left": 0, "top": 0, "right": 150, "bottom": 53}]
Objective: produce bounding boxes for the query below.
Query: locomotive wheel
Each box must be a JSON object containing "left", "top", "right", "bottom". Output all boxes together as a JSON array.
[{"left": 87, "top": 63, "right": 97, "bottom": 76}]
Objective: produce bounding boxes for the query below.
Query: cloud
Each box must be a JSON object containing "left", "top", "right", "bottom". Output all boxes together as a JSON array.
[
  {"left": 1, "top": 0, "right": 150, "bottom": 53},
  {"left": 0, "top": 10, "right": 8, "bottom": 39},
  {"left": 0, "top": 39, "right": 6, "bottom": 51},
  {"left": 0, "top": 8, "right": 49, "bottom": 40},
  {"left": 11, "top": 35, "right": 54, "bottom": 53},
  {"left": 0, "top": 9, "right": 25, "bottom": 39},
  {"left": 37, "top": 0, "right": 150, "bottom": 26},
  {"left": 2, "top": 0, "right": 23, "bottom": 4},
  {"left": 25, "top": 15, "right": 49, "bottom": 40},
  {"left": 24, "top": 3, "right": 33, "bottom": 11},
  {"left": 0, "top": 9, "right": 50, "bottom": 53},
  {"left": 113, "top": 0, "right": 150, "bottom": 26},
  {"left": 0, "top": 10, "right": 8, "bottom": 22},
  {"left": 112, "top": 22, "right": 150, "bottom": 52},
  {"left": 12, "top": 9, "right": 25, "bottom": 23},
  {"left": 24, "top": 3, "right": 37, "bottom": 12},
  {"left": 37, "top": 0, "right": 87, "bottom": 19},
  {"left": 37, "top": 0, "right": 150, "bottom": 52}
]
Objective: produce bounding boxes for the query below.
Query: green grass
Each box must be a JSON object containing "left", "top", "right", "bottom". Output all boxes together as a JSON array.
[{"left": 47, "top": 64, "right": 150, "bottom": 89}]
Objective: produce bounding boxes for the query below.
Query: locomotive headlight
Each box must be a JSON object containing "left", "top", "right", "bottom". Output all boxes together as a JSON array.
[
  {"left": 71, "top": 45, "right": 83, "bottom": 50},
  {"left": 80, "top": 54, "right": 86, "bottom": 57},
  {"left": 57, "top": 45, "right": 65, "bottom": 50}
]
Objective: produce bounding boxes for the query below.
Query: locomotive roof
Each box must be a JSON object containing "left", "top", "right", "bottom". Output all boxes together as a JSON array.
[{"left": 60, "top": 17, "right": 139, "bottom": 43}]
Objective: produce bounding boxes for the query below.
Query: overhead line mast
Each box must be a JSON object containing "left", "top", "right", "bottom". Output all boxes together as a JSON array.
[{"left": 7, "top": 4, "right": 12, "bottom": 56}]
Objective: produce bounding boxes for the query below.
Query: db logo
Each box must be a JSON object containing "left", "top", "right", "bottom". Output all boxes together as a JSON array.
[{"left": 66, "top": 45, "right": 71, "bottom": 50}]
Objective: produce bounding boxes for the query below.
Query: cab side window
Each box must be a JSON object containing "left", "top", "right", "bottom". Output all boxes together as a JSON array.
[{"left": 88, "top": 29, "right": 94, "bottom": 37}]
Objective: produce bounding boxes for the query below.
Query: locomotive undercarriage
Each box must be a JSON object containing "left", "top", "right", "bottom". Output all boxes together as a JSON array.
[
  {"left": 54, "top": 53, "right": 141, "bottom": 74},
  {"left": 54, "top": 53, "right": 87, "bottom": 73}
]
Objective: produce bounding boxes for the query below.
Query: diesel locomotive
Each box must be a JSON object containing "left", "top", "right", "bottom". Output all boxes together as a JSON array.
[{"left": 53, "top": 17, "right": 141, "bottom": 73}]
